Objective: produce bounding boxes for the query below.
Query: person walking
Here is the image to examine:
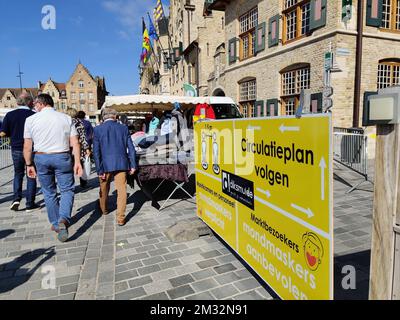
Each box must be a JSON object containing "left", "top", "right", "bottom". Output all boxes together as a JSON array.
[
  {"left": 66, "top": 108, "right": 90, "bottom": 188},
  {"left": 23, "top": 94, "right": 82, "bottom": 242},
  {"left": 76, "top": 111, "right": 93, "bottom": 149},
  {"left": 0, "top": 92, "right": 38, "bottom": 212},
  {"left": 93, "top": 108, "right": 137, "bottom": 226}
]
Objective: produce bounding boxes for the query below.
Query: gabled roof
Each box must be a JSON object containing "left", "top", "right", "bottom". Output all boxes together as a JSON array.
[
  {"left": 0, "top": 88, "right": 40, "bottom": 100},
  {"left": 67, "top": 63, "right": 96, "bottom": 84},
  {"left": 39, "top": 79, "right": 66, "bottom": 94}
]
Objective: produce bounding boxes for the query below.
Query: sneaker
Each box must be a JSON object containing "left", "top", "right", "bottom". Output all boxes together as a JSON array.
[
  {"left": 10, "top": 201, "right": 20, "bottom": 211},
  {"left": 57, "top": 222, "right": 69, "bottom": 242},
  {"left": 25, "top": 204, "right": 41, "bottom": 213}
]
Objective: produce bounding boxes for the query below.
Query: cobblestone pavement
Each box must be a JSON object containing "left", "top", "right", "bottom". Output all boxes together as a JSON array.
[{"left": 0, "top": 159, "right": 375, "bottom": 300}]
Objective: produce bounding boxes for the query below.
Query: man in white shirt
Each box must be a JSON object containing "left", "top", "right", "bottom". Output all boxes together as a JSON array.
[{"left": 23, "top": 94, "right": 82, "bottom": 242}]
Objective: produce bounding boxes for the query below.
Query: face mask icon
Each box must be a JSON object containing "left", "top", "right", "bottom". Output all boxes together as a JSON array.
[
  {"left": 201, "top": 132, "right": 208, "bottom": 170},
  {"left": 212, "top": 132, "right": 220, "bottom": 175}
]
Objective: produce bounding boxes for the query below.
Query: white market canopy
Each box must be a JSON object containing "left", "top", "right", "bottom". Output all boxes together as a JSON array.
[{"left": 99, "top": 94, "right": 212, "bottom": 114}]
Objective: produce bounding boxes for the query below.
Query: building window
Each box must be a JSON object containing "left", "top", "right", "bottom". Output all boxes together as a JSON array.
[
  {"left": 281, "top": 65, "right": 310, "bottom": 115},
  {"left": 72, "top": 104, "right": 77, "bottom": 109},
  {"left": 381, "top": 0, "right": 400, "bottom": 31},
  {"left": 79, "top": 92, "right": 85, "bottom": 100},
  {"left": 239, "top": 7, "right": 258, "bottom": 60},
  {"left": 79, "top": 80, "right": 84, "bottom": 88},
  {"left": 80, "top": 104, "right": 85, "bottom": 111},
  {"left": 89, "top": 92, "right": 94, "bottom": 100},
  {"left": 71, "top": 92, "right": 76, "bottom": 100},
  {"left": 89, "top": 104, "right": 94, "bottom": 112},
  {"left": 6, "top": 96, "right": 11, "bottom": 101},
  {"left": 283, "top": 0, "right": 311, "bottom": 43},
  {"left": 378, "top": 60, "right": 400, "bottom": 89},
  {"left": 239, "top": 79, "right": 256, "bottom": 118}
]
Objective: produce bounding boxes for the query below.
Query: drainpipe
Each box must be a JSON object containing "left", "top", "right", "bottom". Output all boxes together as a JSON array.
[
  {"left": 194, "top": 42, "right": 200, "bottom": 97},
  {"left": 353, "top": 0, "right": 364, "bottom": 128}
]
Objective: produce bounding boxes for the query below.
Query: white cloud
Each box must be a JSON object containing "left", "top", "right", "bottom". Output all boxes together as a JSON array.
[
  {"left": 70, "top": 16, "right": 84, "bottom": 26},
  {"left": 117, "top": 30, "right": 130, "bottom": 40},
  {"left": 102, "top": 0, "right": 155, "bottom": 29}
]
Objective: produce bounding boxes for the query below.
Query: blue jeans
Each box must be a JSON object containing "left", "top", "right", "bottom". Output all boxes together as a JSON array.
[
  {"left": 34, "top": 153, "right": 75, "bottom": 228},
  {"left": 11, "top": 149, "right": 37, "bottom": 207}
]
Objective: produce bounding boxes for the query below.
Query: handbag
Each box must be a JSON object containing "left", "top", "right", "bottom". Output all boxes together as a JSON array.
[{"left": 81, "top": 156, "right": 91, "bottom": 181}]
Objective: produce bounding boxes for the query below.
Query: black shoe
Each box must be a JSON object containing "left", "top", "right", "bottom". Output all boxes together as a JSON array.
[
  {"left": 151, "top": 201, "right": 161, "bottom": 210},
  {"left": 10, "top": 201, "right": 20, "bottom": 211},
  {"left": 25, "top": 204, "right": 41, "bottom": 213}
]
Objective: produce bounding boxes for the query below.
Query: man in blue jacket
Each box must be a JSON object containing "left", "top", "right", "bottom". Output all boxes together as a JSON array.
[{"left": 93, "top": 108, "right": 137, "bottom": 226}]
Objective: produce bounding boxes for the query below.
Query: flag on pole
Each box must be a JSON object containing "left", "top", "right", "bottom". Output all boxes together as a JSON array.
[
  {"left": 147, "top": 13, "right": 159, "bottom": 41},
  {"left": 140, "top": 19, "right": 151, "bottom": 67},
  {"left": 153, "top": 0, "right": 165, "bottom": 23}
]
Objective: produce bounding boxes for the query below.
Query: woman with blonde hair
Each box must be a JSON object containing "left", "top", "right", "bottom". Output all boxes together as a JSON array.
[{"left": 66, "top": 107, "right": 90, "bottom": 188}]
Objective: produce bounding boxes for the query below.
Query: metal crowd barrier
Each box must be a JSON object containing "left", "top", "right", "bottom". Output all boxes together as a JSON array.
[
  {"left": 333, "top": 127, "right": 372, "bottom": 193},
  {"left": 0, "top": 137, "right": 12, "bottom": 170}
]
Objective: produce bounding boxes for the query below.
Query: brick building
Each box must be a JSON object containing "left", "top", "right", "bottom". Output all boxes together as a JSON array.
[
  {"left": 38, "top": 79, "right": 67, "bottom": 111},
  {"left": 140, "top": 0, "right": 225, "bottom": 97},
  {"left": 205, "top": 0, "right": 400, "bottom": 131},
  {"left": 66, "top": 63, "right": 108, "bottom": 121},
  {"left": 0, "top": 88, "right": 39, "bottom": 109},
  {"left": 0, "top": 63, "right": 107, "bottom": 122}
]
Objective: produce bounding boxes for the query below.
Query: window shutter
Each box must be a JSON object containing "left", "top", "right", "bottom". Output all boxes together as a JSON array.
[
  {"left": 266, "top": 99, "right": 279, "bottom": 116},
  {"left": 268, "top": 15, "right": 280, "bottom": 48},
  {"left": 255, "top": 22, "right": 266, "bottom": 54},
  {"left": 255, "top": 100, "right": 264, "bottom": 117},
  {"left": 170, "top": 50, "right": 177, "bottom": 66},
  {"left": 228, "top": 38, "right": 238, "bottom": 64},
  {"left": 310, "top": 0, "right": 327, "bottom": 31},
  {"left": 362, "top": 91, "right": 378, "bottom": 126},
  {"left": 310, "top": 93, "right": 323, "bottom": 113},
  {"left": 366, "top": 0, "right": 383, "bottom": 27}
]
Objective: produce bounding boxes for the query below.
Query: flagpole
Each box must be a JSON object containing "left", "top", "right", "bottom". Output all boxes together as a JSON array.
[
  {"left": 158, "top": 0, "right": 174, "bottom": 53},
  {"left": 147, "top": 11, "right": 168, "bottom": 70},
  {"left": 143, "top": 17, "right": 161, "bottom": 72}
]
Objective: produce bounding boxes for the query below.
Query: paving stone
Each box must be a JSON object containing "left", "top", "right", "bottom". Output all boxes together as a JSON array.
[
  {"left": 196, "top": 259, "right": 219, "bottom": 269},
  {"left": 115, "top": 287, "right": 147, "bottom": 300},
  {"left": 143, "top": 279, "right": 173, "bottom": 295},
  {"left": 116, "top": 261, "right": 143, "bottom": 273},
  {"left": 159, "top": 259, "right": 182, "bottom": 270},
  {"left": 186, "top": 291, "right": 215, "bottom": 300},
  {"left": 30, "top": 288, "right": 59, "bottom": 300},
  {"left": 214, "top": 263, "right": 237, "bottom": 274},
  {"left": 137, "top": 264, "right": 161, "bottom": 276},
  {"left": 211, "top": 284, "right": 239, "bottom": 300},
  {"left": 169, "top": 274, "right": 195, "bottom": 288},
  {"left": 167, "top": 285, "right": 195, "bottom": 300},
  {"left": 115, "top": 281, "right": 129, "bottom": 293},
  {"left": 233, "top": 290, "right": 265, "bottom": 300},
  {"left": 233, "top": 278, "right": 261, "bottom": 292},
  {"left": 115, "top": 270, "right": 139, "bottom": 282},
  {"left": 191, "top": 268, "right": 216, "bottom": 281},
  {"left": 191, "top": 278, "right": 219, "bottom": 292},
  {"left": 142, "top": 292, "right": 169, "bottom": 300},
  {"left": 96, "top": 282, "right": 114, "bottom": 297},
  {"left": 128, "top": 275, "right": 153, "bottom": 288},
  {"left": 60, "top": 283, "right": 78, "bottom": 295},
  {"left": 142, "top": 256, "right": 164, "bottom": 266},
  {"left": 200, "top": 250, "right": 222, "bottom": 259}
]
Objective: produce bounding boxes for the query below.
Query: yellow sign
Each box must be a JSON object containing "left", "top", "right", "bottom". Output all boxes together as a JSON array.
[{"left": 195, "top": 115, "right": 333, "bottom": 300}]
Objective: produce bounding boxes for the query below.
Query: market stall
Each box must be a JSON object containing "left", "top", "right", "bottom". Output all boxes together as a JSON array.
[{"left": 99, "top": 94, "right": 198, "bottom": 210}]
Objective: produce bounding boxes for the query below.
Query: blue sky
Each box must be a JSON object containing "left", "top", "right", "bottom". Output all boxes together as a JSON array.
[{"left": 0, "top": 0, "right": 169, "bottom": 95}]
